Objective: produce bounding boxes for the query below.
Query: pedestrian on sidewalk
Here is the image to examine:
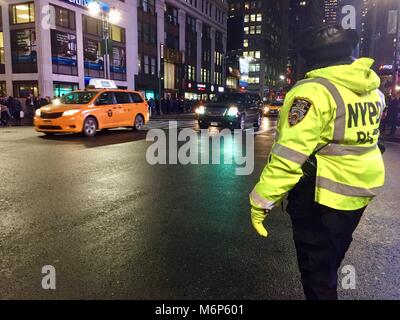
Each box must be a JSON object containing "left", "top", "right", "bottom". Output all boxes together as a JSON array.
[
  {"left": 148, "top": 98, "right": 155, "bottom": 118},
  {"left": 26, "top": 94, "right": 35, "bottom": 119},
  {"left": 382, "top": 92, "right": 399, "bottom": 136},
  {"left": 249, "top": 25, "right": 385, "bottom": 300},
  {"left": 0, "top": 103, "right": 12, "bottom": 126},
  {"left": 7, "top": 96, "right": 22, "bottom": 126}
]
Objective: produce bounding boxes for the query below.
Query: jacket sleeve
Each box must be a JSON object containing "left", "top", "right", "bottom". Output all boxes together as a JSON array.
[{"left": 250, "top": 83, "right": 333, "bottom": 210}]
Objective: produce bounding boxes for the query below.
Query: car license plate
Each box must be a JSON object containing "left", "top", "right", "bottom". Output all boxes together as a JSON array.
[{"left": 211, "top": 122, "right": 219, "bottom": 126}]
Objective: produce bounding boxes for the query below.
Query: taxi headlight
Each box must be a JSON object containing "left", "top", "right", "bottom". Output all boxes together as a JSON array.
[
  {"left": 62, "top": 109, "right": 80, "bottom": 116},
  {"left": 227, "top": 106, "right": 239, "bottom": 117},
  {"left": 35, "top": 109, "right": 41, "bottom": 117},
  {"left": 264, "top": 106, "right": 270, "bottom": 112},
  {"left": 195, "top": 106, "right": 206, "bottom": 115}
]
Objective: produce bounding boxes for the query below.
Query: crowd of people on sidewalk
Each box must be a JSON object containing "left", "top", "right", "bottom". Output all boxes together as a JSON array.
[
  {"left": 147, "top": 97, "right": 204, "bottom": 117},
  {"left": 0, "top": 95, "right": 52, "bottom": 127},
  {"left": 381, "top": 91, "right": 400, "bottom": 136}
]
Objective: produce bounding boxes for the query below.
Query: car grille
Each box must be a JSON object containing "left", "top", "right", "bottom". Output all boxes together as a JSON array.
[
  {"left": 40, "top": 112, "right": 63, "bottom": 119},
  {"left": 38, "top": 125, "right": 62, "bottom": 130},
  {"left": 206, "top": 107, "right": 227, "bottom": 116}
]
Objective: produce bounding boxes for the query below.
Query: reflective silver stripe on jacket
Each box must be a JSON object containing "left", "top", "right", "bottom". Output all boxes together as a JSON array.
[
  {"left": 316, "top": 176, "right": 381, "bottom": 197},
  {"left": 250, "top": 188, "right": 274, "bottom": 210},
  {"left": 272, "top": 143, "right": 309, "bottom": 165},
  {"left": 317, "top": 144, "right": 377, "bottom": 156},
  {"left": 293, "top": 77, "right": 346, "bottom": 142}
]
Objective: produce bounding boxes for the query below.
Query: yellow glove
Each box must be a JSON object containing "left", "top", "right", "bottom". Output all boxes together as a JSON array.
[{"left": 251, "top": 206, "right": 269, "bottom": 238}]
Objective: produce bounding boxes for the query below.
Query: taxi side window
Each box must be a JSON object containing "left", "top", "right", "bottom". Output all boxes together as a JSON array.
[
  {"left": 96, "top": 92, "right": 115, "bottom": 105},
  {"left": 130, "top": 93, "right": 144, "bottom": 103},
  {"left": 114, "top": 92, "right": 131, "bottom": 104}
]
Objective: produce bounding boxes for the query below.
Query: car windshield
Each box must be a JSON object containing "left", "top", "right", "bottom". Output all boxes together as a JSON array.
[
  {"left": 270, "top": 101, "right": 283, "bottom": 106},
  {"left": 212, "top": 94, "right": 246, "bottom": 103},
  {"left": 60, "top": 92, "right": 97, "bottom": 105}
]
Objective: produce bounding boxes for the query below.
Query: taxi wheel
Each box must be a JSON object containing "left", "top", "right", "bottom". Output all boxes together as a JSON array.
[
  {"left": 83, "top": 117, "right": 98, "bottom": 137},
  {"left": 133, "top": 114, "right": 145, "bottom": 131}
]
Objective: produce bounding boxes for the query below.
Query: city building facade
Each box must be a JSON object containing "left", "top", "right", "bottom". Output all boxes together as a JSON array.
[
  {"left": 0, "top": 0, "right": 228, "bottom": 100},
  {"left": 136, "top": 0, "right": 228, "bottom": 100},
  {"left": 227, "top": 0, "right": 289, "bottom": 98},
  {"left": 323, "top": 0, "right": 339, "bottom": 24},
  {"left": 288, "top": 0, "right": 324, "bottom": 83},
  {"left": 0, "top": 0, "right": 137, "bottom": 98},
  {"left": 361, "top": 0, "right": 400, "bottom": 93}
]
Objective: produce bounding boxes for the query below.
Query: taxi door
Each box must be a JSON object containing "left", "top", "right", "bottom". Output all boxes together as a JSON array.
[
  {"left": 93, "top": 91, "right": 121, "bottom": 128},
  {"left": 114, "top": 91, "right": 134, "bottom": 126}
]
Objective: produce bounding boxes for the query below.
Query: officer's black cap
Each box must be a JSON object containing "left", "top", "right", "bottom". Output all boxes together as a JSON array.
[{"left": 299, "top": 24, "right": 359, "bottom": 68}]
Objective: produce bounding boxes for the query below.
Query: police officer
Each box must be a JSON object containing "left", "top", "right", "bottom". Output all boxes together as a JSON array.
[{"left": 249, "top": 25, "right": 386, "bottom": 300}]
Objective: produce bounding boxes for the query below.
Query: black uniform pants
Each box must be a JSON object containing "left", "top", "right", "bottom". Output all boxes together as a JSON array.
[{"left": 287, "top": 177, "right": 365, "bottom": 300}]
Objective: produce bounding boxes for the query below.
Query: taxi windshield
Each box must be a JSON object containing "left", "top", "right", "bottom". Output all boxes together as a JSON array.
[{"left": 60, "top": 92, "right": 97, "bottom": 105}]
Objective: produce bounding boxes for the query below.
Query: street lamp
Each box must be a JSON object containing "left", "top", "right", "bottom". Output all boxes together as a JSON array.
[{"left": 88, "top": 0, "right": 121, "bottom": 80}]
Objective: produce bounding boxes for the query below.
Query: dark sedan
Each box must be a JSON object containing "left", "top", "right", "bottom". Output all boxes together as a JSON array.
[{"left": 196, "top": 93, "right": 262, "bottom": 130}]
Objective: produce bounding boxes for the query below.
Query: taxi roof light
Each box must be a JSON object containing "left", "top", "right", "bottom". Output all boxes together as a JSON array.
[{"left": 88, "top": 79, "right": 118, "bottom": 89}]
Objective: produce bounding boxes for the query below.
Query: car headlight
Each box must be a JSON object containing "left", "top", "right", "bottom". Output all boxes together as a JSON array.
[
  {"left": 62, "top": 109, "right": 80, "bottom": 116},
  {"left": 195, "top": 106, "right": 206, "bottom": 115},
  {"left": 226, "top": 106, "right": 239, "bottom": 117},
  {"left": 264, "top": 107, "right": 270, "bottom": 112},
  {"left": 35, "top": 109, "right": 41, "bottom": 117}
]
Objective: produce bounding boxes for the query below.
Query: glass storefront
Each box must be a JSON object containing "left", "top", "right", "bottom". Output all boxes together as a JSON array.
[
  {"left": 13, "top": 81, "right": 39, "bottom": 98},
  {"left": 53, "top": 82, "right": 78, "bottom": 98}
]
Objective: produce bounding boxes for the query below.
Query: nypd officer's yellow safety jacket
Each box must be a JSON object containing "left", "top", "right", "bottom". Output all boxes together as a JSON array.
[{"left": 250, "top": 58, "right": 385, "bottom": 211}]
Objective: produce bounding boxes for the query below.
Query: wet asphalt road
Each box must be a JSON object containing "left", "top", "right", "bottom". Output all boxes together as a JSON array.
[{"left": 0, "top": 118, "right": 399, "bottom": 300}]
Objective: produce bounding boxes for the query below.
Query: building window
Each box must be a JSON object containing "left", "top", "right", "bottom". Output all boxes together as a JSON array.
[
  {"left": 249, "top": 64, "right": 260, "bottom": 72},
  {"left": 13, "top": 81, "right": 38, "bottom": 98},
  {"left": 165, "top": 4, "right": 178, "bottom": 25},
  {"left": 82, "top": 15, "right": 101, "bottom": 36},
  {"left": 51, "top": 30, "right": 78, "bottom": 76},
  {"left": 140, "top": 0, "right": 155, "bottom": 15},
  {"left": 83, "top": 38, "right": 104, "bottom": 78},
  {"left": 50, "top": 4, "right": 75, "bottom": 30},
  {"left": 186, "top": 65, "right": 196, "bottom": 81},
  {"left": 201, "top": 68, "right": 210, "bottom": 83},
  {"left": 110, "top": 47, "right": 127, "bottom": 81},
  {"left": 111, "top": 25, "right": 125, "bottom": 43},
  {"left": 164, "top": 62, "right": 176, "bottom": 89},
  {"left": 10, "top": 28, "right": 37, "bottom": 73},
  {"left": 10, "top": 2, "right": 35, "bottom": 24},
  {"left": 0, "top": 82, "right": 6, "bottom": 96}
]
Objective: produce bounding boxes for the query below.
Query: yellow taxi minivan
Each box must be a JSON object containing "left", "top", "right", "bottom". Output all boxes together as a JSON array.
[{"left": 34, "top": 88, "right": 149, "bottom": 137}]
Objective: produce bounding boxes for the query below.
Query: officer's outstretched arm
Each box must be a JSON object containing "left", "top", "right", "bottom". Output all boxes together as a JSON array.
[{"left": 249, "top": 83, "right": 332, "bottom": 237}]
